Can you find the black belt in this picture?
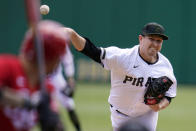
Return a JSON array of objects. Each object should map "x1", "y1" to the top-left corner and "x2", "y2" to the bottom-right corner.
[{"x1": 110, "y1": 104, "x2": 129, "y2": 117}]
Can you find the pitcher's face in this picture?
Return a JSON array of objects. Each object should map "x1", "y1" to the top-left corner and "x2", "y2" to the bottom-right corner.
[{"x1": 139, "y1": 35, "x2": 163, "y2": 57}]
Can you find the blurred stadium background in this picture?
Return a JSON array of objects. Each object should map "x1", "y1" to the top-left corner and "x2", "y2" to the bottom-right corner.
[{"x1": 0, "y1": 0, "x2": 196, "y2": 130}]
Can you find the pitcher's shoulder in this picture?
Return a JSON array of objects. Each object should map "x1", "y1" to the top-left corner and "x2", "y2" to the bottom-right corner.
[{"x1": 158, "y1": 53, "x2": 174, "y2": 69}]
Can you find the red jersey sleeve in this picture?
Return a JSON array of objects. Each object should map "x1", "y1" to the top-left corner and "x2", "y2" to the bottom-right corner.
[{"x1": 0, "y1": 57, "x2": 11, "y2": 88}]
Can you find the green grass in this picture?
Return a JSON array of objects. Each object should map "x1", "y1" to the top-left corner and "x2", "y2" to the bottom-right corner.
[
  {"x1": 33, "y1": 83, "x2": 196, "y2": 131},
  {"x1": 157, "y1": 86, "x2": 196, "y2": 131},
  {"x1": 62, "y1": 82, "x2": 111, "y2": 131}
]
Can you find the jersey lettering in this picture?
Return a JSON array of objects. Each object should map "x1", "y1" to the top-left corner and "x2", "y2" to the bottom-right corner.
[
  {"x1": 123, "y1": 75, "x2": 133, "y2": 83},
  {"x1": 123, "y1": 75, "x2": 155, "y2": 87},
  {"x1": 137, "y1": 77, "x2": 144, "y2": 86},
  {"x1": 4, "y1": 107, "x2": 36, "y2": 129},
  {"x1": 123, "y1": 75, "x2": 144, "y2": 87},
  {"x1": 132, "y1": 77, "x2": 137, "y2": 85},
  {"x1": 145, "y1": 77, "x2": 156, "y2": 87}
]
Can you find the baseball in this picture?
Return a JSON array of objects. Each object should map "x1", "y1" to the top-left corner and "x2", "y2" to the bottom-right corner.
[{"x1": 40, "y1": 5, "x2": 50, "y2": 15}]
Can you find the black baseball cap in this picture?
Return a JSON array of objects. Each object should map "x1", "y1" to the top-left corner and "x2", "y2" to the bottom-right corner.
[{"x1": 141, "y1": 22, "x2": 168, "y2": 40}]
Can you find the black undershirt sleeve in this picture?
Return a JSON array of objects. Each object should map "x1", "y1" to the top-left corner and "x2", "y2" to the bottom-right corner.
[
  {"x1": 80, "y1": 37, "x2": 102, "y2": 63},
  {"x1": 164, "y1": 96, "x2": 172, "y2": 103}
]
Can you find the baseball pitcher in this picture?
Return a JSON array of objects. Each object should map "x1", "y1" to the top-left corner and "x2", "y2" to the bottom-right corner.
[{"x1": 61, "y1": 22, "x2": 177, "y2": 131}]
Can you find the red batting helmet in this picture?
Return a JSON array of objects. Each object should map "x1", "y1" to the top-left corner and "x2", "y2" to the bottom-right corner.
[{"x1": 21, "y1": 20, "x2": 67, "y2": 63}]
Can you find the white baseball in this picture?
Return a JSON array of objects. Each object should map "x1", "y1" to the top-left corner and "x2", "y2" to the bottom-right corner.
[{"x1": 40, "y1": 5, "x2": 50, "y2": 15}]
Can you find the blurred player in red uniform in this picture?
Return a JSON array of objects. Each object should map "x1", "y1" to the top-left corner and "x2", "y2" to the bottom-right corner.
[
  {"x1": 0, "y1": 20, "x2": 67, "y2": 131},
  {"x1": 50, "y1": 46, "x2": 82, "y2": 131}
]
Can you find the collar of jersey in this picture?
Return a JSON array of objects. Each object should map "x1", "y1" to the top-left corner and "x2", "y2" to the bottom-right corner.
[{"x1": 138, "y1": 48, "x2": 159, "y2": 65}]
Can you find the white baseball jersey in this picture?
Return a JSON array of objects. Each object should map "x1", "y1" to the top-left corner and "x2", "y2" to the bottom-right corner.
[
  {"x1": 50, "y1": 46, "x2": 75, "y2": 109},
  {"x1": 57, "y1": 46, "x2": 75, "y2": 79},
  {"x1": 100, "y1": 45, "x2": 177, "y2": 117},
  {"x1": 51, "y1": 46, "x2": 75, "y2": 88}
]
